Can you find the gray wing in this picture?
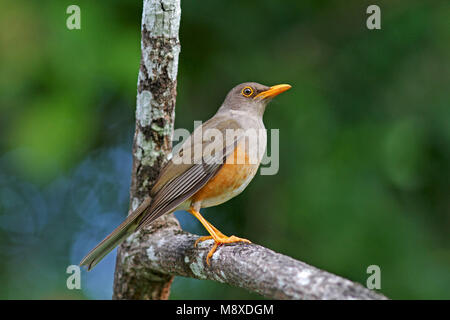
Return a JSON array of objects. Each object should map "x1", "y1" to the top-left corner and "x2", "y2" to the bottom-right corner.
[{"x1": 136, "y1": 117, "x2": 243, "y2": 230}]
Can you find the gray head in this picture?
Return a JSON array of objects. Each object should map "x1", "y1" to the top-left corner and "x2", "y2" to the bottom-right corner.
[{"x1": 217, "y1": 82, "x2": 291, "y2": 117}]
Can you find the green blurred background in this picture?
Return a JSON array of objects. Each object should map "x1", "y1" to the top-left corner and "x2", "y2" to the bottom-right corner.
[{"x1": 0, "y1": 0, "x2": 449, "y2": 299}]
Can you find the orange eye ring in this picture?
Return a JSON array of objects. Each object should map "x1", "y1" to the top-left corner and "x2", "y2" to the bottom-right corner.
[{"x1": 241, "y1": 86, "x2": 253, "y2": 97}]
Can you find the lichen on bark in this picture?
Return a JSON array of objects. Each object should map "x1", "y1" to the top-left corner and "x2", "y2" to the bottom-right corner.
[{"x1": 113, "y1": 0, "x2": 182, "y2": 300}]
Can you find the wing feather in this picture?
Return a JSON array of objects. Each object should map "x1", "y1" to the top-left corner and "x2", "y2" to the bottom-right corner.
[{"x1": 136, "y1": 118, "x2": 243, "y2": 229}]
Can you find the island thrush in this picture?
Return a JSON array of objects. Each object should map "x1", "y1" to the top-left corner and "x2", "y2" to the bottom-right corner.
[{"x1": 80, "y1": 82, "x2": 291, "y2": 269}]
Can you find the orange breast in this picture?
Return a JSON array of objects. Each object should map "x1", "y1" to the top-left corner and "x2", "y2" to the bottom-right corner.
[{"x1": 192, "y1": 144, "x2": 257, "y2": 203}]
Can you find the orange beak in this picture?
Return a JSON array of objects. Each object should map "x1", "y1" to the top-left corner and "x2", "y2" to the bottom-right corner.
[{"x1": 254, "y1": 84, "x2": 292, "y2": 100}]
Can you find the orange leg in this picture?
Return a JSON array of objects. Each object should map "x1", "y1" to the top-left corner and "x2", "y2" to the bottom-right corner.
[
  {"x1": 194, "y1": 221, "x2": 227, "y2": 245},
  {"x1": 188, "y1": 208, "x2": 251, "y2": 265}
]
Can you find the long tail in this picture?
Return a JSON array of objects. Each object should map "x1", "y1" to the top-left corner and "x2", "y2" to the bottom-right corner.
[{"x1": 79, "y1": 197, "x2": 152, "y2": 271}]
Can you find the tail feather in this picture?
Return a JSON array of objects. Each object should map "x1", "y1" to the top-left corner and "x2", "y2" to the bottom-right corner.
[{"x1": 79, "y1": 197, "x2": 152, "y2": 271}]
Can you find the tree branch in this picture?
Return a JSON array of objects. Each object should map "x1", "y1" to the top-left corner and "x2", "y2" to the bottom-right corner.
[
  {"x1": 113, "y1": 0, "x2": 181, "y2": 300},
  {"x1": 117, "y1": 223, "x2": 388, "y2": 300}
]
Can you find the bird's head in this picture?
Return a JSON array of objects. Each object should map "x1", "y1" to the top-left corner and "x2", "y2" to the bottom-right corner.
[{"x1": 218, "y1": 82, "x2": 291, "y2": 117}]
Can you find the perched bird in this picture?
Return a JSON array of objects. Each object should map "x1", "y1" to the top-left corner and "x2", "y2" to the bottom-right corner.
[{"x1": 80, "y1": 82, "x2": 291, "y2": 270}]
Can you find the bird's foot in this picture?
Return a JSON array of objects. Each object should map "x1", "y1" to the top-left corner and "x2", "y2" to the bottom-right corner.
[
  {"x1": 195, "y1": 234, "x2": 251, "y2": 265},
  {"x1": 194, "y1": 235, "x2": 214, "y2": 247}
]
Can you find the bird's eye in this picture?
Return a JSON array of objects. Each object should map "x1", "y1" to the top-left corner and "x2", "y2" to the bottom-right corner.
[{"x1": 241, "y1": 86, "x2": 253, "y2": 97}]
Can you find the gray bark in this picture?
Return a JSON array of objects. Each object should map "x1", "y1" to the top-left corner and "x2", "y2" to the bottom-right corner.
[
  {"x1": 118, "y1": 224, "x2": 387, "y2": 300},
  {"x1": 112, "y1": 0, "x2": 388, "y2": 300},
  {"x1": 113, "y1": 0, "x2": 181, "y2": 300}
]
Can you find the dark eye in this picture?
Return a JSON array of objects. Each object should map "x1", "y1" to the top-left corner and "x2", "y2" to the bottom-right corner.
[{"x1": 241, "y1": 86, "x2": 253, "y2": 97}]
